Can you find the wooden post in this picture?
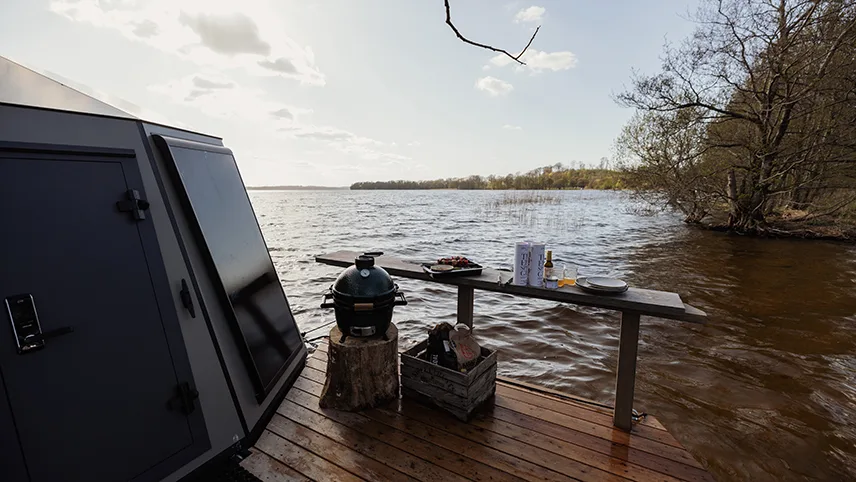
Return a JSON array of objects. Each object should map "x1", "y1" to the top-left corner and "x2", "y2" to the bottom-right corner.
[
  {"x1": 613, "y1": 311, "x2": 640, "y2": 431},
  {"x1": 457, "y1": 285, "x2": 474, "y2": 327}
]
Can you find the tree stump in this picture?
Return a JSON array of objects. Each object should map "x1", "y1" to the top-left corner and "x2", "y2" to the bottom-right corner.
[{"x1": 319, "y1": 323, "x2": 399, "y2": 411}]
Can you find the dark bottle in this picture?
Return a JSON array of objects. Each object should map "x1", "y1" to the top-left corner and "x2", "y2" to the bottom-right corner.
[{"x1": 544, "y1": 250, "x2": 555, "y2": 279}]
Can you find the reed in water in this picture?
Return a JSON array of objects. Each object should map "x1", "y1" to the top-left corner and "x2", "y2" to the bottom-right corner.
[{"x1": 487, "y1": 192, "x2": 564, "y2": 208}]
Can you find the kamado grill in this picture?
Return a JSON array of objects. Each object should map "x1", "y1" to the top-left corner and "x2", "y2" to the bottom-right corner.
[{"x1": 321, "y1": 255, "x2": 407, "y2": 341}]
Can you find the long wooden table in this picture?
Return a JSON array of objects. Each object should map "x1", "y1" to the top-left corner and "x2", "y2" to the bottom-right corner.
[{"x1": 316, "y1": 250, "x2": 708, "y2": 432}]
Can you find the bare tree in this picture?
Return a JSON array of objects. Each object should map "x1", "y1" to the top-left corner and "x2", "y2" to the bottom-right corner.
[
  {"x1": 617, "y1": 0, "x2": 856, "y2": 232},
  {"x1": 615, "y1": 107, "x2": 729, "y2": 223},
  {"x1": 443, "y1": 0, "x2": 540, "y2": 65}
]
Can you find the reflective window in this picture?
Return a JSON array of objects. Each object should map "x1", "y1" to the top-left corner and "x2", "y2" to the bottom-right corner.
[{"x1": 160, "y1": 139, "x2": 302, "y2": 400}]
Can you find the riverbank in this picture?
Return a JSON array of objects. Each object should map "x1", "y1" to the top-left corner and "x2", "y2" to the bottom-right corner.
[
  {"x1": 247, "y1": 185, "x2": 348, "y2": 191},
  {"x1": 700, "y1": 211, "x2": 856, "y2": 242},
  {"x1": 350, "y1": 165, "x2": 624, "y2": 190}
]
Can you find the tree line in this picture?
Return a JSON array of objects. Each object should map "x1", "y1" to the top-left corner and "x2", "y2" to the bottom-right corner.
[
  {"x1": 616, "y1": 0, "x2": 856, "y2": 234},
  {"x1": 350, "y1": 164, "x2": 625, "y2": 190}
]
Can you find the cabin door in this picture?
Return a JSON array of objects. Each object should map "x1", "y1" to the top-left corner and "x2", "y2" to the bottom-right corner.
[{"x1": 0, "y1": 146, "x2": 208, "y2": 482}]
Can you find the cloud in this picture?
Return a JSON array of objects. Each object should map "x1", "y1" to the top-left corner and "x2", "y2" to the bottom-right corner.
[
  {"x1": 475, "y1": 76, "x2": 514, "y2": 96},
  {"x1": 192, "y1": 75, "x2": 235, "y2": 90},
  {"x1": 178, "y1": 11, "x2": 270, "y2": 56},
  {"x1": 150, "y1": 73, "x2": 403, "y2": 163},
  {"x1": 258, "y1": 58, "x2": 298, "y2": 74},
  {"x1": 488, "y1": 49, "x2": 577, "y2": 73},
  {"x1": 149, "y1": 73, "x2": 310, "y2": 123},
  {"x1": 282, "y1": 125, "x2": 408, "y2": 162},
  {"x1": 520, "y1": 50, "x2": 578, "y2": 71},
  {"x1": 515, "y1": 6, "x2": 545, "y2": 23},
  {"x1": 293, "y1": 129, "x2": 354, "y2": 142},
  {"x1": 502, "y1": 124, "x2": 523, "y2": 130},
  {"x1": 49, "y1": 0, "x2": 325, "y2": 85},
  {"x1": 131, "y1": 19, "x2": 159, "y2": 38},
  {"x1": 270, "y1": 108, "x2": 294, "y2": 120}
]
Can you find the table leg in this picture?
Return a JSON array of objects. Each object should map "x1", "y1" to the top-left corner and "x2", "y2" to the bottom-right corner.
[
  {"x1": 614, "y1": 311, "x2": 640, "y2": 431},
  {"x1": 457, "y1": 286, "x2": 474, "y2": 327}
]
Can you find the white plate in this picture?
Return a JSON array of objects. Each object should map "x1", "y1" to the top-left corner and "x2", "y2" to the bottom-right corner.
[
  {"x1": 586, "y1": 276, "x2": 628, "y2": 290},
  {"x1": 576, "y1": 277, "x2": 628, "y2": 294}
]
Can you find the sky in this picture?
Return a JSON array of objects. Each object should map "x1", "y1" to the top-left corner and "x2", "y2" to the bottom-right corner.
[{"x1": 0, "y1": 0, "x2": 701, "y2": 186}]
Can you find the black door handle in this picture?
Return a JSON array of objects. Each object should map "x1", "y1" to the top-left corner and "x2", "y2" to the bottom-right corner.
[
  {"x1": 27, "y1": 326, "x2": 74, "y2": 346},
  {"x1": 180, "y1": 279, "x2": 196, "y2": 318}
]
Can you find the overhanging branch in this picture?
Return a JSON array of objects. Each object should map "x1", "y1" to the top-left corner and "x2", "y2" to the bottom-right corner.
[{"x1": 444, "y1": 0, "x2": 540, "y2": 65}]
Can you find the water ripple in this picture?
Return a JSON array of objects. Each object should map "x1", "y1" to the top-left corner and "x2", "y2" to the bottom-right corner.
[{"x1": 251, "y1": 190, "x2": 856, "y2": 482}]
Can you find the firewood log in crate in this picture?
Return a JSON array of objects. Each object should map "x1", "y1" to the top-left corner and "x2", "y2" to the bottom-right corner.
[{"x1": 400, "y1": 339, "x2": 497, "y2": 421}]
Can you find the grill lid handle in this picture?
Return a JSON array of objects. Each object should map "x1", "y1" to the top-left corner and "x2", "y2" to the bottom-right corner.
[{"x1": 355, "y1": 256, "x2": 375, "y2": 269}]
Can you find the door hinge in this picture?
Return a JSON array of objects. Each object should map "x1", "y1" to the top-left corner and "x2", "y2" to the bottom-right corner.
[
  {"x1": 168, "y1": 382, "x2": 199, "y2": 415},
  {"x1": 179, "y1": 279, "x2": 196, "y2": 318},
  {"x1": 116, "y1": 189, "x2": 150, "y2": 221}
]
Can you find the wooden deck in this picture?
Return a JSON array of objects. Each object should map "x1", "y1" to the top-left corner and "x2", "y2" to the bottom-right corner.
[{"x1": 242, "y1": 344, "x2": 714, "y2": 482}]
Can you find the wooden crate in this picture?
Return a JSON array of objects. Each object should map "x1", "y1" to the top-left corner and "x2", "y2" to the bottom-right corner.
[{"x1": 400, "y1": 340, "x2": 497, "y2": 421}]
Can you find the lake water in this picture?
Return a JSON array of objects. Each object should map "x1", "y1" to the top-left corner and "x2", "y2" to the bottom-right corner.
[{"x1": 251, "y1": 189, "x2": 856, "y2": 482}]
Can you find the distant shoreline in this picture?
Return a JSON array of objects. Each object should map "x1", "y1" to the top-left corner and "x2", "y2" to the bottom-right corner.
[
  {"x1": 247, "y1": 186, "x2": 621, "y2": 191},
  {"x1": 350, "y1": 166, "x2": 623, "y2": 190},
  {"x1": 346, "y1": 187, "x2": 609, "y2": 191},
  {"x1": 247, "y1": 185, "x2": 348, "y2": 191}
]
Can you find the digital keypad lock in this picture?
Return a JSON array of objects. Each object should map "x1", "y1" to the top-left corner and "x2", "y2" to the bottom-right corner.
[{"x1": 5, "y1": 294, "x2": 45, "y2": 353}]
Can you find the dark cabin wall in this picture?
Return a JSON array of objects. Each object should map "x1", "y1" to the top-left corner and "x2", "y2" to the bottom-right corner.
[
  {"x1": 0, "y1": 104, "x2": 244, "y2": 480},
  {"x1": 141, "y1": 124, "x2": 308, "y2": 443}
]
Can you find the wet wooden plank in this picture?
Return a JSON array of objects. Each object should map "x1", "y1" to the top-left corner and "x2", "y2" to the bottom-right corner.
[
  {"x1": 492, "y1": 395, "x2": 701, "y2": 468},
  {"x1": 467, "y1": 411, "x2": 715, "y2": 482},
  {"x1": 241, "y1": 451, "x2": 311, "y2": 482},
  {"x1": 252, "y1": 349, "x2": 713, "y2": 482},
  {"x1": 486, "y1": 405, "x2": 709, "y2": 474},
  {"x1": 277, "y1": 397, "x2": 469, "y2": 482},
  {"x1": 297, "y1": 370, "x2": 650, "y2": 482},
  {"x1": 314, "y1": 347, "x2": 674, "y2": 446},
  {"x1": 282, "y1": 387, "x2": 517, "y2": 482},
  {"x1": 300, "y1": 365, "x2": 326, "y2": 384},
  {"x1": 496, "y1": 379, "x2": 670, "y2": 432},
  {"x1": 497, "y1": 377, "x2": 615, "y2": 414},
  {"x1": 266, "y1": 415, "x2": 417, "y2": 482},
  {"x1": 463, "y1": 412, "x2": 686, "y2": 482},
  {"x1": 312, "y1": 346, "x2": 687, "y2": 459},
  {"x1": 254, "y1": 430, "x2": 363, "y2": 482},
  {"x1": 316, "y1": 250, "x2": 705, "y2": 323},
  {"x1": 290, "y1": 379, "x2": 571, "y2": 481},
  {"x1": 301, "y1": 368, "x2": 326, "y2": 384},
  {"x1": 305, "y1": 356, "x2": 327, "y2": 372},
  {"x1": 373, "y1": 398, "x2": 620, "y2": 482},
  {"x1": 317, "y1": 350, "x2": 695, "y2": 473}
]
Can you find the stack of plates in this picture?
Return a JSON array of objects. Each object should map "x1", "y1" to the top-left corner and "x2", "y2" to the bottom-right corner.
[{"x1": 576, "y1": 276, "x2": 628, "y2": 294}]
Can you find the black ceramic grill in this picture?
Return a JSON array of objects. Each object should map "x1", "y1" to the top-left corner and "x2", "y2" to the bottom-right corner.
[{"x1": 321, "y1": 256, "x2": 407, "y2": 340}]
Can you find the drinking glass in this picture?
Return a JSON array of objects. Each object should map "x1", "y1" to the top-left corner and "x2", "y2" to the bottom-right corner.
[{"x1": 559, "y1": 264, "x2": 577, "y2": 287}]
